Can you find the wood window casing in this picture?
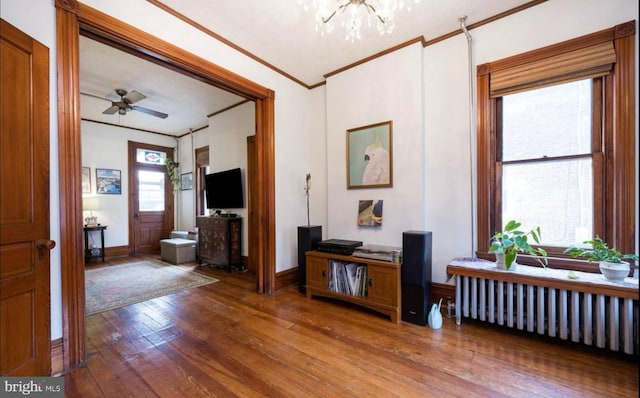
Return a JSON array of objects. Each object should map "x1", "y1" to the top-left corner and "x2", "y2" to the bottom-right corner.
[{"x1": 476, "y1": 21, "x2": 636, "y2": 271}]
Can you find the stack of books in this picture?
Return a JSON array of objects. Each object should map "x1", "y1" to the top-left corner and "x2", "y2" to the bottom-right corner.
[
  {"x1": 352, "y1": 244, "x2": 402, "y2": 263},
  {"x1": 328, "y1": 260, "x2": 368, "y2": 297}
]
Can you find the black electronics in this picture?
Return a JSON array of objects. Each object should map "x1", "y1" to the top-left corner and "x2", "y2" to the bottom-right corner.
[
  {"x1": 401, "y1": 231, "x2": 432, "y2": 326},
  {"x1": 317, "y1": 239, "x2": 363, "y2": 255},
  {"x1": 297, "y1": 225, "x2": 322, "y2": 294},
  {"x1": 205, "y1": 168, "x2": 244, "y2": 209}
]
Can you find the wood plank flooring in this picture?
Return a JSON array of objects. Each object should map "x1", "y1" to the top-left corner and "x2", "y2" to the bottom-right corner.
[{"x1": 65, "y1": 256, "x2": 639, "y2": 397}]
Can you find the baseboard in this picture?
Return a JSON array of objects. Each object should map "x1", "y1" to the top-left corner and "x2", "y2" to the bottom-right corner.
[
  {"x1": 431, "y1": 282, "x2": 455, "y2": 306},
  {"x1": 104, "y1": 245, "x2": 129, "y2": 258},
  {"x1": 51, "y1": 337, "x2": 64, "y2": 376},
  {"x1": 275, "y1": 267, "x2": 298, "y2": 291}
]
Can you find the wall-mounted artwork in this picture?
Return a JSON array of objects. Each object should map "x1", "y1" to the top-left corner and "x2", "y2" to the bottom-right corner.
[
  {"x1": 181, "y1": 172, "x2": 193, "y2": 190},
  {"x1": 82, "y1": 167, "x2": 91, "y2": 193},
  {"x1": 96, "y1": 168, "x2": 121, "y2": 194},
  {"x1": 347, "y1": 121, "x2": 393, "y2": 189},
  {"x1": 358, "y1": 200, "x2": 383, "y2": 227}
]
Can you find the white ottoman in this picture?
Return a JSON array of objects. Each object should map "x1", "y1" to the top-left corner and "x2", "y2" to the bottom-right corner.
[
  {"x1": 170, "y1": 230, "x2": 189, "y2": 239},
  {"x1": 160, "y1": 238, "x2": 196, "y2": 264}
]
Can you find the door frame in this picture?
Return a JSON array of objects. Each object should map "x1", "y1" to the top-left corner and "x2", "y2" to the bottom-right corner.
[
  {"x1": 55, "y1": 0, "x2": 276, "y2": 372},
  {"x1": 128, "y1": 141, "x2": 175, "y2": 255}
]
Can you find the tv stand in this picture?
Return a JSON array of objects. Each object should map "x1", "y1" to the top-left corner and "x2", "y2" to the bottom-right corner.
[
  {"x1": 196, "y1": 216, "x2": 242, "y2": 272},
  {"x1": 305, "y1": 250, "x2": 400, "y2": 323}
]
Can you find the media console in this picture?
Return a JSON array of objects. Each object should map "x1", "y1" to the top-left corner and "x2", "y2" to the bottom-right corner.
[{"x1": 305, "y1": 250, "x2": 401, "y2": 323}]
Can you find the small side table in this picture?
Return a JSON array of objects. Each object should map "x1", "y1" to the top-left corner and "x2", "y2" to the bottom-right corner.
[{"x1": 84, "y1": 225, "x2": 107, "y2": 262}]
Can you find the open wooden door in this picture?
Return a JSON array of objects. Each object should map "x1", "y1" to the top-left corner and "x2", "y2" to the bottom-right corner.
[
  {"x1": 246, "y1": 135, "x2": 258, "y2": 273},
  {"x1": 0, "y1": 19, "x2": 54, "y2": 376}
]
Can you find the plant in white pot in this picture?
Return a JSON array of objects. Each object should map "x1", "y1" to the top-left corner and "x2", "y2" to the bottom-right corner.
[
  {"x1": 488, "y1": 220, "x2": 548, "y2": 271},
  {"x1": 564, "y1": 236, "x2": 638, "y2": 282}
]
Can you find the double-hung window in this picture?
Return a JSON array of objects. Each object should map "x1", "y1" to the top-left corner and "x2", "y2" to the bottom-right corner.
[{"x1": 476, "y1": 21, "x2": 636, "y2": 270}]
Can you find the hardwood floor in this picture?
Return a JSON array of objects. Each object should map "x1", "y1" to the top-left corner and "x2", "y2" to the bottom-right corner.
[{"x1": 66, "y1": 256, "x2": 638, "y2": 397}]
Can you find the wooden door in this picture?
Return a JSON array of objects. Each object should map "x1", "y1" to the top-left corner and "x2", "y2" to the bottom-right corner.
[
  {"x1": 128, "y1": 142, "x2": 174, "y2": 254},
  {"x1": 246, "y1": 135, "x2": 258, "y2": 273},
  {"x1": 0, "y1": 19, "x2": 53, "y2": 376}
]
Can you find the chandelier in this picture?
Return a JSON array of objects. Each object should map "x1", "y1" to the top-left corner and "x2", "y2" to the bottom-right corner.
[{"x1": 298, "y1": 0, "x2": 420, "y2": 41}]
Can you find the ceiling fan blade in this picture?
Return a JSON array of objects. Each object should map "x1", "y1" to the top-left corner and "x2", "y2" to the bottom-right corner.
[
  {"x1": 102, "y1": 105, "x2": 119, "y2": 115},
  {"x1": 81, "y1": 92, "x2": 110, "y2": 102},
  {"x1": 133, "y1": 105, "x2": 168, "y2": 119},
  {"x1": 124, "y1": 90, "x2": 146, "y2": 104}
]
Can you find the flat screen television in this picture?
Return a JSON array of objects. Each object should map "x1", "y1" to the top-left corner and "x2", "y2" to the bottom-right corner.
[{"x1": 205, "y1": 168, "x2": 244, "y2": 209}]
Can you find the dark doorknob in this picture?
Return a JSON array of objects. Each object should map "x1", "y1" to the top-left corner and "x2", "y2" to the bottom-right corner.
[{"x1": 36, "y1": 239, "x2": 56, "y2": 258}]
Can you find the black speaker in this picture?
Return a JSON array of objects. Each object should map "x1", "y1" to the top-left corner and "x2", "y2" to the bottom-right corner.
[
  {"x1": 298, "y1": 225, "x2": 322, "y2": 294},
  {"x1": 401, "y1": 230, "x2": 432, "y2": 325}
]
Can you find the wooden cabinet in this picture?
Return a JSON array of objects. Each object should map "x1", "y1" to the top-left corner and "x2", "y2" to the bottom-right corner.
[
  {"x1": 305, "y1": 250, "x2": 401, "y2": 323},
  {"x1": 196, "y1": 216, "x2": 242, "y2": 272}
]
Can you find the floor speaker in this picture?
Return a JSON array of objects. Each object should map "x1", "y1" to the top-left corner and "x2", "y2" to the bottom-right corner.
[
  {"x1": 401, "y1": 230, "x2": 432, "y2": 325},
  {"x1": 298, "y1": 225, "x2": 322, "y2": 294}
]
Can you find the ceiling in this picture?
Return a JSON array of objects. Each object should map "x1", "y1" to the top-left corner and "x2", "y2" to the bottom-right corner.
[{"x1": 80, "y1": 0, "x2": 535, "y2": 136}]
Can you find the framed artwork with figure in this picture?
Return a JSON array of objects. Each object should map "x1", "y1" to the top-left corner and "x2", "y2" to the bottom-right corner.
[{"x1": 347, "y1": 120, "x2": 393, "y2": 189}]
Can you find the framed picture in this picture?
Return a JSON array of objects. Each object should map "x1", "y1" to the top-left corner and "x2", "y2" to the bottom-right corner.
[
  {"x1": 81, "y1": 167, "x2": 91, "y2": 194},
  {"x1": 357, "y1": 199, "x2": 383, "y2": 227},
  {"x1": 96, "y1": 168, "x2": 121, "y2": 194},
  {"x1": 181, "y1": 172, "x2": 193, "y2": 190},
  {"x1": 347, "y1": 120, "x2": 393, "y2": 189}
]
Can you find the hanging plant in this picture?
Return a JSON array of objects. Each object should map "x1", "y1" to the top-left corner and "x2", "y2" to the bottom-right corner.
[{"x1": 165, "y1": 158, "x2": 180, "y2": 193}]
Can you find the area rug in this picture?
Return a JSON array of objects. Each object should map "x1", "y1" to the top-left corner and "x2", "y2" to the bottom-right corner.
[{"x1": 85, "y1": 260, "x2": 218, "y2": 315}]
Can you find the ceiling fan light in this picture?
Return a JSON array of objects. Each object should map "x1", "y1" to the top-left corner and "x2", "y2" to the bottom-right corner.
[{"x1": 118, "y1": 108, "x2": 126, "y2": 115}]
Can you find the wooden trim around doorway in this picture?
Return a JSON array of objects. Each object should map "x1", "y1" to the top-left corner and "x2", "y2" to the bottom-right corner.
[{"x1": 55, "y1": 0, "x2": 276, "y2": 373}]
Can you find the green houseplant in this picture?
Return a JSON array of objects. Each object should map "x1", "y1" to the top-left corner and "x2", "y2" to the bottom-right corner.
[
  {"x1": 164, "y1": 158, "x2": 180, "y2": 193},
  {"x1": 564, "y1": 236, "x2": 638, "y2": 281},
  {"x1": 488, "y1": 220, "x2": 548, "y2": 270}
]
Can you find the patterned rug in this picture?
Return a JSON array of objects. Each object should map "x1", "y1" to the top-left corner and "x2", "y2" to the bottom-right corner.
[{"x1": 85, "y1": 260, "x2": 218, "y2": 315}]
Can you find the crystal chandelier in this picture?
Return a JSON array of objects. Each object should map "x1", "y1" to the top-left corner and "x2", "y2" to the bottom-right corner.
[{"x1": 299, "y1": 0, "x2": 420, "y2": 42}]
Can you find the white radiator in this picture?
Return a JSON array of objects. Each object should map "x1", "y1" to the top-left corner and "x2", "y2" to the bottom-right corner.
[{"x1": 448, "y1": 259, "x2": 639, "y2": 356}]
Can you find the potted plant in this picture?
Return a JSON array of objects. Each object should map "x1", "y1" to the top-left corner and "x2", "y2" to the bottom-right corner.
[
  {"x1": 164, "y1": 158, "x2": 180, "y2": 193},
  {"x1": 488, "y1": 220, "x2": 548, "y2": 270},
  {"x1": 564, "y1": 236, "x2": 638, "y2": 281}
]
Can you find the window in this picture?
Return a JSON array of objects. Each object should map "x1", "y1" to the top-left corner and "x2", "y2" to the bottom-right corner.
[
  {"x1": 476, "y1": 21, "x2": 636, "y2": 270},
  {"x1": 137, "y1": 170, "x2": 165, "y2": 211},
  {"x1": 501, "y1": 80, "x2": 596, "y2": 248}
]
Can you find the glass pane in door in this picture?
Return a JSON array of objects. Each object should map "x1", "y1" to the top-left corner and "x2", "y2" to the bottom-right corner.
[{"x1": 138, "y1": 170, "x2": 165, "y2": 211}]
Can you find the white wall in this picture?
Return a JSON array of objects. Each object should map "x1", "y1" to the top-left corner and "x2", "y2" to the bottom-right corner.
[
  {"x1": 326, "y1": 43, "x2": 425, "y2": 248},
  {"x1": 177, "y1": 128, "x2": 210, "y2": 230},
  {"x1": 421, "y1": 0, "x2": 638, "y2": 284},
  {"x1": 81, "y1": 121, "x2": 177, "y2": 247},
  {"x1": 207, "y1": 102, "x2": 255, "y2": 256}
]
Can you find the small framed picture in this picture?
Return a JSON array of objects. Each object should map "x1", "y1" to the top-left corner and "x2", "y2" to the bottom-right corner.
[
  {"x1": 96, "y1": 168, "x2": 121, "y2": 194},
  {"x1": 82, "y1": 167, "x2": 91, "y2": 193},
  {"x1": 357, "y1": 200, "x2": 383, "y2": 227},
  {"x1": 181, "y1": 172, "x2": 193, "y2": 190},
  {"x1": 347, "y1": 121, "x2": 393, "y2": 189}
]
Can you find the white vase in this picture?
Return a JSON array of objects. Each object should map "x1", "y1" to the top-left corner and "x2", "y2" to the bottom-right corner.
[
  {"x1": 599, "y1": 261, "x2": 630, "y2": 282},
  {"x1": 495, "y1": 252, "x2": 517, "y2": 271}
]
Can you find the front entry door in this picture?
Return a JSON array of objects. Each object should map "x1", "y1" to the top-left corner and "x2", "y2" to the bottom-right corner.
[
  {"x1": 128, "y1": 142, "x2": 174, "y2": 254},
  {"x1": 0, "y1": 20, "x2": 54, "y2": 376}
]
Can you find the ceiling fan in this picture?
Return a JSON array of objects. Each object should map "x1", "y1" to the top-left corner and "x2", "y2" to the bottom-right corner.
[{"x1": 87, "y1": 88, "x2": 168, "y2": 119}]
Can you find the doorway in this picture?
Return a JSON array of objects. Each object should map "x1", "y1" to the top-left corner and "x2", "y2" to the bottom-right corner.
[
  {"x1": 56, "y1": 2, "x2": 275, "y2": 372},
  {"x1": 128, "y1": 142, "x2": 175, "y2": 255}
]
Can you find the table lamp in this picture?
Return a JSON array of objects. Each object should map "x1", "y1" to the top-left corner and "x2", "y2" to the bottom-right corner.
[{"x1": 83, "y1": 196, "x2": 99, "y2": 226}]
